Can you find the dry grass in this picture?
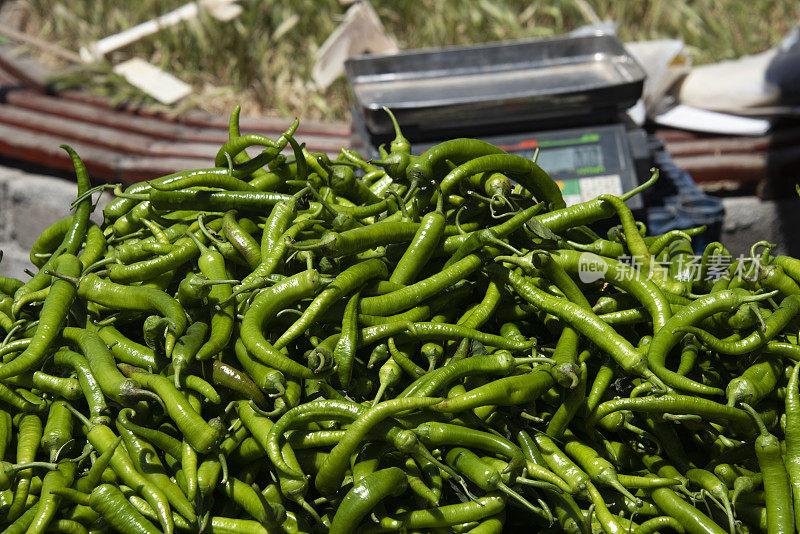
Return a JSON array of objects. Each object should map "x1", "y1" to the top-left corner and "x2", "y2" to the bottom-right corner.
[{"x1": 4, "y1": 0, "x2": 799, "y2": 121}]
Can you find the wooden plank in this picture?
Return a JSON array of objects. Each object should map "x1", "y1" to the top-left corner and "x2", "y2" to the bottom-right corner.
[
  {"x1": 673, "y1": 153, "x2": 767, "y2": 183},
  {"x1": 655, "y1": 128, "x2": 707, "y2": 142},
  {"x1": 0, "y1": 45, "x2": 50, "y2": 92},
  {"x1": 0, "y1": 122, "x2": 120, "y2": 180},
  {"x1": 662, "y1": 128, "x2": 800, "y2": 156},
  {"x1": 665, "y1": 136, "x2": 770, "y2": 156},
  {"x1": 180, "y1": 109, "x2": 351, "y2": 137},
  {"x1": 675, "y1": 144, "x2": 800, "y2": 180},
  {"x1": 116, "y1": 155, "x2": 213, "y2": 183},
  {"x1": 57, "y1": 89, "x2": 352, "y2": 140},
  {"x1": 0, "y1": 103, "x2": 154, "y2": 154},
  {"x1": 148, "y1": 140, "x2": 217, "y2": 160},
  {"x1": 0, "y1": 65, "x2": 21, "y2": 86},
  {"x1": 59, "y1": 89, "x2": 168, "y2": 118},
  {"x1": 0, "y1": 122, "x2": 214, "y2": 183},
  {"x1": 696, "y1": 179, "x2": 758, "y2": 195},
  {"x1": 4, "y1": 89, "x2": 351, "y2": 153},
  {"x1": 4, "y1": 89, "x2": 201, "y2": 140},
  {"x1": 0, "y1": 94, "x2": 346, "y2": 166}
]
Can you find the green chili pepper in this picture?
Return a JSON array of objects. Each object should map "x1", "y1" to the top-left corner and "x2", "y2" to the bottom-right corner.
[{"x1": 328, "y1": 467, "x2": 408, "y2": 534}]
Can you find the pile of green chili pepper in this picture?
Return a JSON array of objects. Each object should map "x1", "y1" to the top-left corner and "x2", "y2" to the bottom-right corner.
[{"x1": 0, "y1": 104, "x2": 798, "y2": 534}]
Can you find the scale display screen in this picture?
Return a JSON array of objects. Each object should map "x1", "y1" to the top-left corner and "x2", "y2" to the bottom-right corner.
[
  {"x1": 500, "y1": 133, "x2": 606, "y2": 177},
  {"x1": 397, "y1": 123, "x2": 646, "y2": 210},
  {"x1": 537, "y1": 143, "x2": 604, "y2": 175}
]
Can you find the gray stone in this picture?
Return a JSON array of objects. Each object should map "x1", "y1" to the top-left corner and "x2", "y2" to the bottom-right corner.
[
  {"x1": 720, "y1": 196, "x2": 800, "y2": 258},
  {"x1": 6, "y1": 170, "x2": 78, "y2": 251},
  {"x1": 0, "y1": 241, "x2": 35, "y2": 281},
  {"x1": 0, "y1": 166, "x2": 111, "y2": 280}
]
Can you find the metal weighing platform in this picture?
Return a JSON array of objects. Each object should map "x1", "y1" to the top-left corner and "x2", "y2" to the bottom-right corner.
[{"x1": 345, "y1": 33, "x2": 724, "y2": 244}]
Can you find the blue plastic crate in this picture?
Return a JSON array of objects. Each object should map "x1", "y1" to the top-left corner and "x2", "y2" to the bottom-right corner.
[{"x1": 643, "y1": 140, "x2": 725, "y2": 253}]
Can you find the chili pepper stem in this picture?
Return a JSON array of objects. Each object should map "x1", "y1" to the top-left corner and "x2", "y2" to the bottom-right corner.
[
  {"x1": 624, "y1": 169, "x2": 659, "y2": 200},
  {"x1": 41, "y1": 270, "x2": 79, "y2": 286}
]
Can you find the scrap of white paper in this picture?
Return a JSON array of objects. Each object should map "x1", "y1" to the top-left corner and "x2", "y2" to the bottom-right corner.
[
  {"x1": 113, "y1": 58, "x2": 192, "y2": 105},
  {"x1": 311, "y1": 1, "x2": 398, "y2": 89},
  {"x1": 654, "y1": 104, "x2": 771, "y2": 136}
]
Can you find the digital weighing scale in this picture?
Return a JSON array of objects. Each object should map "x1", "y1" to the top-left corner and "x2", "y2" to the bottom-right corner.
[{"x1": 345, "y1": 33, "x2": 705, "y2": 220}]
